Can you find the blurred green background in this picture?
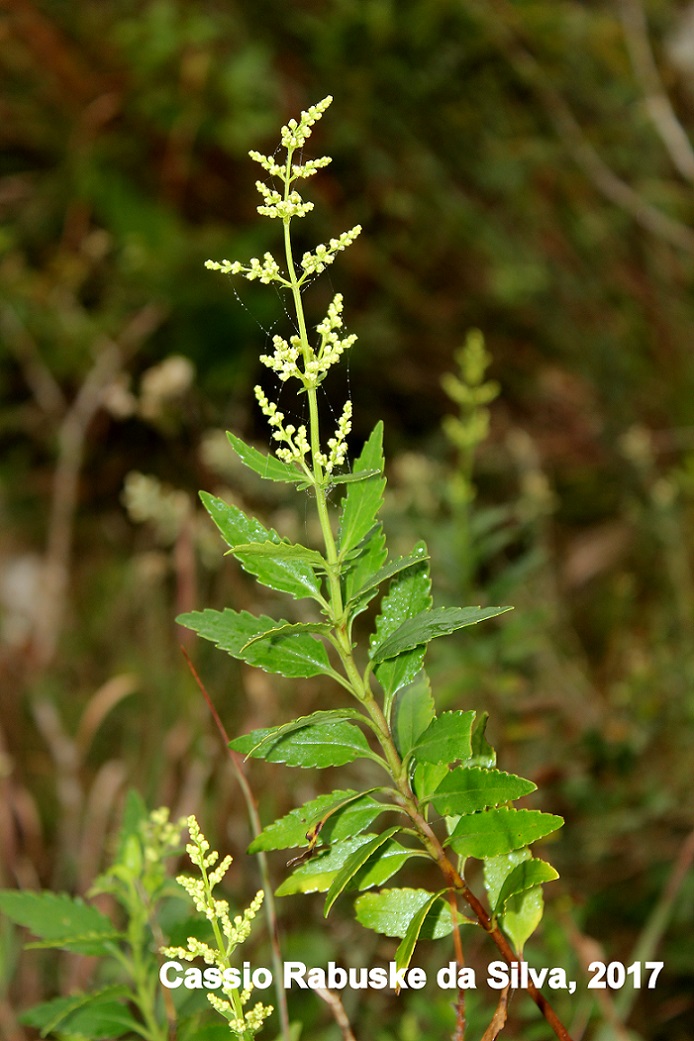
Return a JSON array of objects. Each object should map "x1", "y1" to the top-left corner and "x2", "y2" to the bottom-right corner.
[{"x1": 1, "y1": 1, "x2": 693, "y2": 1039}]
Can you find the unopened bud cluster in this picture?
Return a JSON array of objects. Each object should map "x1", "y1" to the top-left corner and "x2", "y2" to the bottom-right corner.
[{"x1": 254, "y1": 386, "x2": 311, "y2": 471}]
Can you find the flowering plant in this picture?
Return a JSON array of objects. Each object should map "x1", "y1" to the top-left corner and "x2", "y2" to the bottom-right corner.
[{"x1": 183, "y1": 97, "x2": 572, "y2": 1040}]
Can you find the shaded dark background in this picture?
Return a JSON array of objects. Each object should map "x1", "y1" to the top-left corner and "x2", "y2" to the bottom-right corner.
[{"x1": 1, "y1": 1, "x2": 693, "y2": 1039}]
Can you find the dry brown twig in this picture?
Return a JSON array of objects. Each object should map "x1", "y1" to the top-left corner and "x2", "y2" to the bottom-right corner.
[
  {"x1": 314, "y1": 988, "x2": 358, "y2": 1041},
  {"x1": 2, "y1": 300, "x2": 166, "y2": 669},
  {"x1": 469, "y1": 0, "x2": 694, "y2": 254},
  {"x1": 480, "y1": 985, "x2": 511, "y2": 1041},
  {"x1": 618, "y1": 0, "x2": 694, "y2": 184}
]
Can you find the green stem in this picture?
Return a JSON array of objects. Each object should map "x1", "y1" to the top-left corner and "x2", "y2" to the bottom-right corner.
[{"x1": 282, "y1": 164, "x2": 344, "y2": 619}]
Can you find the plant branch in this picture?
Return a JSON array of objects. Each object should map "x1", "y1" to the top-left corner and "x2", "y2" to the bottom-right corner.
[
  {"x1": 446, "y1": 890, "x2": 467, "y2": 1041},
  {"x1": 480, "y1": 986, "x2": 510, "y2": 1041},
  {"x1": 618, "y1": 0, "x2": 694, "y2": 183},
  {"x1": 314, "y1": 987, "x2": 359, "y2": 1041},
  {"x1": 469, "y1": 0, "x2": 694, "y2": 253},
  {"x1": 393, "y1": 784, "x2": 574, "y2": 1041}
]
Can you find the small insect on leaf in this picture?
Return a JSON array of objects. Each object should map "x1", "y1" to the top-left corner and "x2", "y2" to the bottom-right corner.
[{"x1": 287, "y1": 820, "x2": 325, "y2": 867}]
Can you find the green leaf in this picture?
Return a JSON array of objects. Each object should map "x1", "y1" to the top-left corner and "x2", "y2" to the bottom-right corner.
[
  {"x1": 484, "y1": 849, "x2": 548, "y2": 953},
  {"x1": 324, "y1": 828, "x2": 399, "y2": 915},
  {"x1": 240, "y1": 709, "x2": 369, "y2": 761},
  {"x1": 329, "y1": 468, "x2": 380, "y2": 485},
  {"x1": 349, "y1": 841, "x2": 417, "y2": 892},
  {"x1": 276, "y1": 836, "x2": 375, "y2": 895},
  {"x1": 343, "y1": 525, "x2": 388, "y2": 611},
  {"x1": 277, "y1": 836, "x2": 416, "y2": 899},
  {"x1": 413, "y1": 761, "x2": 449, "y2": 804},
  {"x1": 495, "y1": 859, "x2": 559, "y2": 915},
  {"x1": 114, "y1": 789, "x2": 148, "y2": 863},
  {"x1": 394, "y1": 891, "x2": 444, "y2": 975},
  {"x1": 447, "y1": 808, "x2": 564, "y2": 859},
  {"x1": 428, "y1": 767, "x2": 536, "y2": 816},
  {"x1": 338, "y1": 423, "x2": 386, "y2": 557},
  {"x1": 178, "y1": 609, "x2": 336, "y2": 679},
  {"x1": 371, "y1": 545, "x2": 432, "y2": 700},
  {"x1": 484, "y1": 847, "x2": 532, "y2": 910},
  {"x1": 502, "y1": 887, "x2": 545, "y2": 955},
  {"x1": 412, "y1": 710, "x2": 475, "y2": 765},
  {"x1": 470, "y1": 711, "x2": 497, "y2": 768},
  {"x1": 241, "y1": 620, "x2": 333, "y2": 651},
  {"x1": 19, "y1": 988, "x2": 133, "y2": 1036},
  {"x1": 392, "y1": 673, "x2": 435, "y2": 758},
  {"x1": 201, "y1": 492, "x2": 324, "y2": 600},
  {"x1": 371, "y1": 605, "x2": 512, "y2": 663},
  {"x1": 0, "y1": 892, "x2": 119, "y2": 957},
  {"x1": 354, "y1": 888, "x2": 454, "y2": 940},
  {"x1": 348, "y1": 547, "x2": 430, "y2": 606},
  {"x1": 227, "y1": 431, "x2": 308, "y2": 485},
  {"x1": 249, "y1": 790, "x2": 387, "y2": 852},
  {"x1": 229, "y1": 720, "x2": 377, "y2": 769}
]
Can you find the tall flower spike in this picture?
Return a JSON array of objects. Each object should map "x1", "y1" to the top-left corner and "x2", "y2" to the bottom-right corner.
[{"x1": 205, "y1": 97, "x2": 359, "y2": 475}]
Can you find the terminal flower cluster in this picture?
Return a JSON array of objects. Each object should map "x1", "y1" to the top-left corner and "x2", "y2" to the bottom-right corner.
[
  {"x1": 279, "y1": 94, "x2": 333, "y2": 150},
  {"x1": 162, "y1": 817, "x2": 271, "y2": 1039},
  {"x1": 205, "y1": 95, "x2": 361, "y2": 480}
]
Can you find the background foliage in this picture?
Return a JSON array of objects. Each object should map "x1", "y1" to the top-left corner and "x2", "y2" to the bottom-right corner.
[{"x1": 1, "y1": 1, "x2": 694, "y2": 1039}]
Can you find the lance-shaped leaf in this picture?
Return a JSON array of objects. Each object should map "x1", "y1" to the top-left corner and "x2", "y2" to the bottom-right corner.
[
  {"x1": 354, "y1": 887, "x2": 455, "y2": 940},
  {"x1": 392, "y1": 673, "x2": 435, "y2": 758},
  {"x1": 241, "y1": 620, "x2": 333, "y2": 654},
  {"x1": 0, "y1": 892, "x2": 120, "y2": 957},
  {"x1": 227, "y1": 431, "x2": 309, "y2": 485},
  {"x1": 329, "y1": 469, "x2": 381, "y2": 486},
  {"x1": 276, "y1": 836, "x2": 374, "y2": 896},
  {"x1": 349, "y1": 840, "x2": 418, "y2": 893},
  {"x1": 371, "y1": 545, "x2": 432, "y2": 700},
  {"x1": 237, "y1": 708, "x2": 370, "y2": 759},
  {"x1": 229, "y1": 719, "x2": 379, "y2": 769},
  {"x1": 201, "y1": 492, "x2": 325, "y2": 600},
  {"x1": 428, "y1": 767, "x2": 536, "y2": 816},
  {"x1": 20, "y1": 988, "x2": 135, "y2": 1037},
  {"x1": 324, "y1": 827, "x2": 400, "y2": 915},
  {"x1": 178, "y1": 608, "x2": 336, "y2": 679},
  {"x1": 394, "y1": 890, "x2": 453, "y2": 976},
  {"x1": 371, "y1": 605, "x2": 512, "y2": 663},
  {"x1": 343, "y1": 525, "x2": 387, "y2": 611},
  {"x1": 278, "y1": 837, "x2": 416, "y2": 899},
  {"x1": 249, "y1": 789, "x2": 388, "y2": 853},
  {"x1": 447, "y1": 807, "x2": 564, "y2": 859},
  {"x1": 412, "y1": 710, "x2": 475, "y2": 765},
  {"x1": 348, "y1": 547, "x2": 430, "y2": 607},
  {"x1": 338, "y1": 423, "x2": 386, "y2": 557}
]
